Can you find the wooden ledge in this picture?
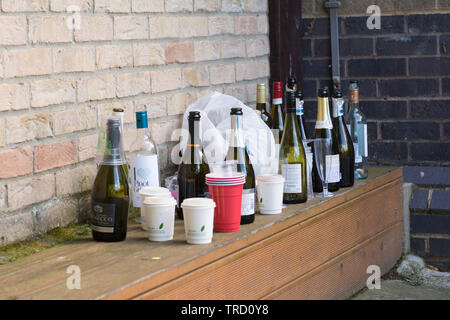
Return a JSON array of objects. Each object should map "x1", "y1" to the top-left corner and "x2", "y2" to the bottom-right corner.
[{"x1": 0, "y1": 167, "x2": 403, "y2": 300}]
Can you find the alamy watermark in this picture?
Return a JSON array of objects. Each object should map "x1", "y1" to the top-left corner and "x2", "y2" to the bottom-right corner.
[
  {"x1": 366, "y1": 265, "x2": 381, "y2": 289},
  {"x1": 367, "y1": 5, "x2": 381, "y2": 30},
  {"x1": 66, "y1": 265, "x2": 81, "y2": 290}
]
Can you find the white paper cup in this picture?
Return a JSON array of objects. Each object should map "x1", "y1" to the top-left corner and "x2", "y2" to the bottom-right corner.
[
  {"x1": 181, "y1": 198, "x2": 216, "y2": 244},
  {"x1": 139, "y1": 187, "x2": 172, "y2": 231},
  {"x1": 256, "y1": 174, "x2": 285, "y2": 214},
  {"x1": 142, "y1": 197, "x2": 176, "y2": 241}
]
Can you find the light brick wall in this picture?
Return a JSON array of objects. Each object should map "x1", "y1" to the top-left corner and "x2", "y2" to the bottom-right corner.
[{"x1": 0, "y1": 0, "x2": 270, "y2": 245}]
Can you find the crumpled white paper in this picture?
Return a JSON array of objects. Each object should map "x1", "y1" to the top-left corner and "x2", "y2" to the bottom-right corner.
[{"x1": 176, "y1": 92, "x2": 277, "y2": 177}]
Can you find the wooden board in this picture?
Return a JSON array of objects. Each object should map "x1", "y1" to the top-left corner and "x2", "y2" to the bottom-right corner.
[{"x1": 0, "y1": 168, "x2": 403, "y2": 300}]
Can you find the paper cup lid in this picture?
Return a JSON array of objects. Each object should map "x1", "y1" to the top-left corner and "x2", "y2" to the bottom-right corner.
[
  {"x1": 181, "y1": 197, "x2": 216, "y2": 208},
  {"x1": 143, "y1": 197, "x2": 176, "y2": 206},
  {"x1": 256, "y1": 174, "x2": 285, "y2": 183},
  {"x1": 139, "y1": 186, "x2": 171, "y2": 196}
]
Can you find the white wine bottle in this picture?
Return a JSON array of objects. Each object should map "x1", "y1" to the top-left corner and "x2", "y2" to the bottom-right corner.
[
  {"x1": 91, "y1": 117, "x2": 130, "y2": 242},
  {"x1": 129, "y1": 105, "x2": 160, "y2": 224},
  {"x1": 279, "y1": 90, "x2": 307, "y2": 204}
]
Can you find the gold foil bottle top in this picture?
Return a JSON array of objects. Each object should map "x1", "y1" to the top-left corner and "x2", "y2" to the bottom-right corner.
[
  {"x1": 315, "y1": 96, "x2": 333, "y2": 129},
  {"x1": 257, "y1": 83, "x2": 266, "y2": 104}
]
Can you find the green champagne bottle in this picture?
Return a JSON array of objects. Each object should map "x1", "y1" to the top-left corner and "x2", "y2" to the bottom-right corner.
[
  {"x1": 177, "y1": 111, "x2": 210, "y2": 219},
  {"x1": 312, "y1": 87, "x2": 340, "y2": 193},
  {"x1": 256, "y1": 83, "x2": 273, "y2": 128},
  {"x1": 332, "y1": 89, "x2": 355, "y2": 187},
  {"x1": 279, "y1": 91, "x2": 307, "y2": 204},
  {"x1": 91, "y1": 117, "x2": 130, "y2": 242},
  {"x1": 225, "y1": 108, "x2": 256, "y2": 224}
]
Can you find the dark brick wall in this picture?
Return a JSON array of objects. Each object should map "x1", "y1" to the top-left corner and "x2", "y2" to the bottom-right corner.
[
  {"x1": 300, "y1": 13, "x2": 450, "y2": 270},
  {"x1": 300, "y1": 13, "x2": 450, "y2": 166},
  {"x1": 404, "y1": 166, "x2": 450, "y2": 271}
]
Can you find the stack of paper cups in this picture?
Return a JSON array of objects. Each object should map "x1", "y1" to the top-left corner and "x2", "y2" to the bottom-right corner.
[{"x1": 139, "y1": 187, "x2": 173, "y2": 230}]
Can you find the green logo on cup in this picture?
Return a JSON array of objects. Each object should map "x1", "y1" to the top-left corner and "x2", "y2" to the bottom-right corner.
[
  {"x1": 159, "y1": 223, "x2": 164, "y2": 230},
  {"x1": 201, "y1": 225, "x2": 205, "y2": 232}
]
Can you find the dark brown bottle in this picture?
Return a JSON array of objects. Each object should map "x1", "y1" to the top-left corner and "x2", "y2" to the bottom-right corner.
[{"x1": 177, "y1": 112, "x2": 210, "y2": 219}]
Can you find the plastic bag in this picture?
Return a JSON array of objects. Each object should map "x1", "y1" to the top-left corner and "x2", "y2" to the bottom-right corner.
[{"x1": 176, "y1": 92, "x2": 277, "y2": 177}]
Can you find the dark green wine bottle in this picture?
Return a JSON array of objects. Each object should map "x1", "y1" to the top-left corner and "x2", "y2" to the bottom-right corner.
[
  {"x1": 225, "y1": 108, "x2": 256, "y2": 224},
  {"x1": 177, "y1": 111, "x2": 210, "y2": 219},
  {"x1": 279, "y1": 91, "x2": 307, "y2": 204},
  {"x1": 295, "y1": 90, "x2": 308, "y2": 140},
  {"x1": 332, "y1": 89, "x2": 355, "y2": 187},
  {"x1": 312, "y1": 87, "x2": 340, "y2": 193},
  {"x1": 286, "y1": 75, "x2": 308, "y2": 140},
  {"x1": 270, "y1": 81, "x2": 284, "y2": 148},
  {"x1": 256, "y1": 83, "x2": 273, "y2": 128},
  {"x1": 91, "y1": 117, "x2": 130, "y2": 242}
]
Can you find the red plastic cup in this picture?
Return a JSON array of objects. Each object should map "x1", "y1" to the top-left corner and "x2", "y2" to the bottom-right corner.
[
  {"x1": 208, "y1": 183, "x2": 244, "y2": 232},
  {"x1": 206, "y1": 172, "x2": 245, "y2": 232}
]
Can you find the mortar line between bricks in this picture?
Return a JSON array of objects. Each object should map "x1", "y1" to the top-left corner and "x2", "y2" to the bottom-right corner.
[
  {"x1": 411, "y1": 233, "x2": 450, "y2": 240},
  {"x1": 0, "y1": 55, "x2": 270, "y2": 89},
  {"x1": 0, "y1": 11, "x2": 269, "y2": 18},
  {"x1": 0, "y1": 32, "x2": 270, "y2": 53}
]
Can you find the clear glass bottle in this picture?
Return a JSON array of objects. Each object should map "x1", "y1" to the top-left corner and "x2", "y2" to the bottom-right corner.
[
  {"x1": 347, "y1": 80, "x2": 368, "y2": 180},
  {"x1": 129, "y1": 105, "x2": 160, "y2": 224}
]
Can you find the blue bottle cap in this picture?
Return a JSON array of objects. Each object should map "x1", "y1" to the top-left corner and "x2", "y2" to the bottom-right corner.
[{"x1": 136, "y1": 111, "x2": 148, "y2": 129}]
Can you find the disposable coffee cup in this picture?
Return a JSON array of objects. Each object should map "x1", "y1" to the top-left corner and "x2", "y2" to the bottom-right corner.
[
  {"x1": 142, "y1": 197, "x2": 176, "y2": 241},
  {"x1": 256, "y1": 174, "x2": 285, "y2": 214},
  {"x1": 181, "y1": 198, "x2": 216, "y2": 244},
  {"x1": 139, "y1": 187, "x2": 172, "y2": 231}
]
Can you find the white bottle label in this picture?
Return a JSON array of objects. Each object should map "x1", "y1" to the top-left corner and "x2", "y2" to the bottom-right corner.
[
  {"x1": 296, "y1": 99, "x2": 304, "y2": 115},
  {"x1": 272, "y1": 98, "x2": 282, "y2": 105},
  {"x1": 241, "y1": 189, "x2": 255, "y2": 216},
  {"x1": 354, "y1": 143, "x2": 362, "y2": 163},
  {"x1": 356, "y1": 123, "x2": 368, "y2": 158},
  {"x1": 130, "y1": 154, "x2": 159, "y2": 207},
  {"x1": 326, "y1": 154, "x2": 340, "y2": 183},
  {"x1": 281, "y1": 163, "x2": 302, "y2": 193}
]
